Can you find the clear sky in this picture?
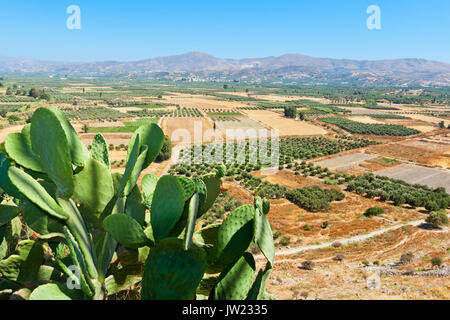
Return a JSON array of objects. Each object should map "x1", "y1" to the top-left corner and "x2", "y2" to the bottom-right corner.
[{"x1": 0, "y1": 0, "x2": 449, "y2": 63}]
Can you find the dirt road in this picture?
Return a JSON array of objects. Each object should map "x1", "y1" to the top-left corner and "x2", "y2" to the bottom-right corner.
[{"x1": 258, "y1": 215, "x2": 449, "y2": 260}]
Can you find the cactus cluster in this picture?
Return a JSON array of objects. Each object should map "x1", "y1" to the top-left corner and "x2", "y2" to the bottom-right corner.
[{"x1": 0, "y1": 107, "x2": 275, "y2": 300}]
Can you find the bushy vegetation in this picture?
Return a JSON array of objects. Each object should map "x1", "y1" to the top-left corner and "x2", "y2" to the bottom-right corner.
[
  {"x1": 284, "y1": 106, "x2": 297, "y2": 118},
  {"x1": 364, "y1": 207, "x2": 384, "y2": 217},
  {"x1": 205, "y1": 109, "x2": 242, "y2": 116},
  {"x1": 400, "y1": 252, "x2": 414, "y2": 265},
  {"x1": 210, "y1": 116, "x2": 241, "y2": 122},
  {"x1": 321, "y1": 117, "x2": 420, "y2": 136},
  {"x1": 176, "y1": 136, "x2": 377, "y2": 173},
  {"x1": 155, "y1": 135, "x2": 172, "y2": 162},
  {"x1": 425, "y1": 210, "x2": 449, "y2": 228},
  {"x1": 367, "y1": 114, "x2": 410, "y2": 120},
  {"x1": 128, "y1": 107, "x2": 203, "y2": 118},
  {"x1": 62, "y1": 107, "x2": 129, "y2": 121},
  {"x1": 431, "y1": 257, "x2": 443, "y2": 268},
  {"x1": 347, "y1": 174, "x2": 450, "y2": 211},
  {"x1": 200, "y1": 191, "x2": 243, "y2": 226},
  {"x1": 286, "y1": 186, "x2": 345, "y2": 212}
]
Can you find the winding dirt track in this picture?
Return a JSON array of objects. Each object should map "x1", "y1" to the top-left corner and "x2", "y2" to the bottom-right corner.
[{"x1": 257, "y1": 215, "x2": 449, "y2": 260}]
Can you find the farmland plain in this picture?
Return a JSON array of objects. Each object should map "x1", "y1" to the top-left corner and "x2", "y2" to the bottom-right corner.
[{"x1": 0, "y1": 79, "x2": 448, "y2": 300}]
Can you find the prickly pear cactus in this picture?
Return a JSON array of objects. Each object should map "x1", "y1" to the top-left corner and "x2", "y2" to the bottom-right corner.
[
  {"x1": 141, "y1": 238, "x2": 206, "y2": 300},
  {"x1": 0, "y1": 106, "x2": 276, "y2": 301}
]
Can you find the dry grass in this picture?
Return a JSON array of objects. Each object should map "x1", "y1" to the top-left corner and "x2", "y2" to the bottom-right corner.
[{"x1": 243, "y1": 110, "x2": 327, "y2": 137}]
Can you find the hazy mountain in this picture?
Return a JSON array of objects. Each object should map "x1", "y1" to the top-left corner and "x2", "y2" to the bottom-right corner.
[{"x1": 1, "y1": 52, "x2": 449, "y2": 86}]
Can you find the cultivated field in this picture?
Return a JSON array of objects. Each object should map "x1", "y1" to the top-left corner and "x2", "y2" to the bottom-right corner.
[
  {"x1": 375, "y1": 164, "x2": 450, "y2": 193},
  {"x1": 0, "y1": 79, "x2": 448, "y2": 301},
  {"x1": 243, "y1": 109, "x2": 327, "y2": 136}
]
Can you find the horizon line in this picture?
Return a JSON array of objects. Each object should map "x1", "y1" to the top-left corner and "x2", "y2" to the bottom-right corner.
[{"x1": 1, "y1": 51, "x2": 449, "y2": 65}]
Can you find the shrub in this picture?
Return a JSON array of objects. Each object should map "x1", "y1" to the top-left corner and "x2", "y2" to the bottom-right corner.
[
  {"x1": 333, "y1": 254, "x2": 346, "y2": 262},
  {"x1": 301, "y1": 260, "x2": 315, "y2": 270},
  {"x1": 286, "y1": 186, "x2": 345, "y2": 212},
  {"x1": 425, "y1": 201, "x2": 440, "y2": 212},
  {"x1": 273, "y1": 231, "x2": 282, "y2": 240},
  {"x1": 156, "y1": 135, "x2": 172, "y2": 162},
  {"x1": 321, "y1": 221, "x2": 329, "y2": 229},
  {"x1": 332, "y1": 241, "x2": 342, "y2": 248},
  {"x1": 280, "y1": 236, "x2": 291, "y2": 246},
  {"x1": 431, "y1": 256, "x2": 443, "y2": 268},
  {"x1": 400, "y1": 252, "x2": 414, "y2": 265},
  {"x1": 284, "y1": 106, "x2": 297, "y2": 118},
  {"x1": 303, "y1": 224, "x2": 312, "y2": 231},
  {"x1": 364, "y1": 207, "x2": 384, "y2": 217},
  {"x1": 425, "y1": 211, "x2": 449, "y2": 228}
]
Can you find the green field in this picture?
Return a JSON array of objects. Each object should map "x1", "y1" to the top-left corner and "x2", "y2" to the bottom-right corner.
[{"x1": 87, "y1": 118, "x2": 159, "y2": 133}]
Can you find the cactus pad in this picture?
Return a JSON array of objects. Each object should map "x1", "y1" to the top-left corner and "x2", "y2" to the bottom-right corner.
[
  {"x1": 213, "y1": 252, "x2": 256, "y2": 300},
  {"x1": 213, "y1": 204, "x2": 255, "y2": 266},
  {"x1": 141, "y1": 238, "x2": 206, "y2": 300},
  {"x1": 103, "y1": 214, "x2": 151, "y2": 249},
  {"x1": 150, "y1": 175, "x2": 185, "y2": 241}
]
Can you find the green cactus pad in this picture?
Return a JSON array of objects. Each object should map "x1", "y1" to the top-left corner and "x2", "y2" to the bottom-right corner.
[
  {"x1": 30, "y1": 283, "x2": 83, "y2": 300},
  {"x1": 177, "y1": 176, "x2": 196, "y2": 201},
  {"x1": 49, "y1": 106, "x2": 90, "y2": 167},
  {"x1": 62, "y1": 226, "x2": 95, "y2": 297},
  {"x1": 254, "y1": 197, "x2": 263, "y2": 214},
  {"x1": 58, "y1": 198, "x2": 98, "y2": 280},
  {"x1": 213, "y1": 252, "x2": 256, "y2": 300},
  {"x1": 20, "y1": 199, "x2": 64, "y2": 235},
  {"x1": 194, "y1": 223, "x2": 220, "y2": 247},
  {"x1": 254, "y1": 205, "x2": 275, "y2": 267},
  {"x1": 72, "y1": 159, "x2": 114, "y2": 216},
  {"x1": 246, "y1": 261, "x2": 272, "y2": 300},
  {"x1": 35, "y1": 265, "x2": 65, "y2": 282},
  {"x1": 184, "y1": 193, "x2": 199, "y2": 250},
  {"x1": 216, "y1": 164, "x2": 227, "y2": 178},
  {"x1": 8, "y1": 167, "x2": 68, "y2": 220},
  {"x1": 0, "y1": 204, "x2": 19, "y2": 226},
  {"x1": 91, "y1": 134, "x2": 110, "y2": 169},
  {"x1": 192, "y1": 177, "x2": 207, "y2": 212},
  {"x1": 141, "y1": 174, "x2": 158, "y2": 198},
  {"x1": 103, "y1": 214, "x2": 151, "y2": 249},
  {"x1": 93, "y1": 230, "x2": 117, "y2": 281},
  {"x1": 117, "y1": 134, "x2": 140, "y2": 197},
  {"x1": 125, "y1": 185, "x2": 146, "y2": 226},
  {"x1": 213, "y1": 204, "x2": 255, "y2": 266},
  {"x1": 124, "y1": 145, "x2": 148, "y2": 196},
  {"x1": 127, "y1": 123, "x2": 164, "y2": 170},
  {"x1": 198, "y1": 173, "x2": 221, "y2": 216},
  {"x1": 30, "y1": 107, "x2": 74, "y2": 198},
  {"x1": 262, "y1": 200, "x2": 270, "y2": 215},
  {"x1": 0, "y1": 152, "x2": 21, "y2": 198},
  {"x1": 0, "y1": 240, "x2": 44, "y2": 283},
  {"x1": 150, "y1": 175, "x2": 185, "y2": 242},
  {"x1": 5, "y1": 132, "x2": 44, "y2": 172},
  {"x1": 105, "y1": 264, "x2": 143, "y2": 295},
  {"x1": 141, "y1": 238, "x2": 206, "y2": 300}
]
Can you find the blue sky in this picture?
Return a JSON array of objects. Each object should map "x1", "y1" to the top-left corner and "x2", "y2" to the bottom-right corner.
[{"x1": 0, "y1": 0, "x2": 449, "y2": 62}]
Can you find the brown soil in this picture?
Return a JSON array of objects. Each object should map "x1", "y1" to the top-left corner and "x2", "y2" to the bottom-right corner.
[{"x1": 267, "y1": 225, "x2": 450, "y2": 300}]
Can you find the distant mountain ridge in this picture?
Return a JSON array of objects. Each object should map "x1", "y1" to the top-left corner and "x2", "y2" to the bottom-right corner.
[{"x1": 1, "y1": 52, "x2": 449, "y2": 86}]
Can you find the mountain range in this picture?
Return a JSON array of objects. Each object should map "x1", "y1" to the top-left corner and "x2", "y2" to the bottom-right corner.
[{"x1": 1, "y1": 52, "x2": 449, "y2": 86}]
